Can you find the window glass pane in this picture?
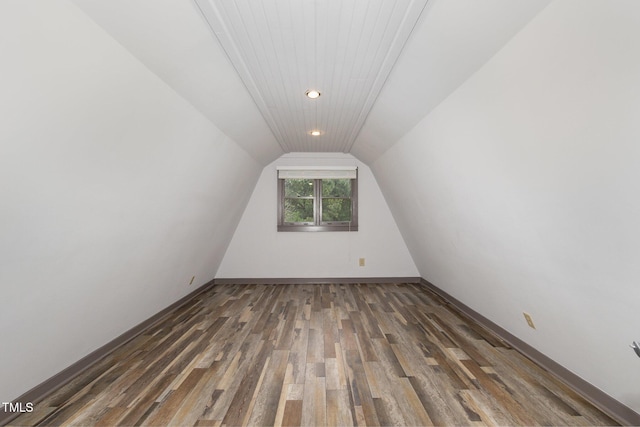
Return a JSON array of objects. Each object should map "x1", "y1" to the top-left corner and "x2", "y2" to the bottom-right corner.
[
  {"x1": 322, "y1": 179, "x2": 351, "y2": 198},
  {"x1": 284, "y1": 179, "x2": 314, "y2": 197},
  {"x1": 284, "y1": 198, "x2": 314, "y2": 223},
  {"x1": 322, "y1": 198, "x2": 352, "y2": 222}
]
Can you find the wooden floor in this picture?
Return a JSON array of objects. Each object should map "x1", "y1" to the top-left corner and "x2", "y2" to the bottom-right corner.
[{"x1": 10, "y1": 283, "x2": 617, "y2": 426}]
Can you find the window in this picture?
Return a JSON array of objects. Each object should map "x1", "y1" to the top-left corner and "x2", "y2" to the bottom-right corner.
[{"x1": 277, "y1": 167, "x2": 358, "y2": 232}]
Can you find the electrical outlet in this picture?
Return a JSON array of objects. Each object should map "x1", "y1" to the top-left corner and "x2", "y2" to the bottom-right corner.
[
  {"x1": 523, "y1": 312, "x2": 536, "y2": 329},
  {"x1": 631, "y1": 341, "x2": 640, "y2": 358},
  {"x1": 189, "y1": 276, "x2": 195, "y2": 285},
  {"x1": 359, "y1": 258, "x2": 365, "y2": 267}
]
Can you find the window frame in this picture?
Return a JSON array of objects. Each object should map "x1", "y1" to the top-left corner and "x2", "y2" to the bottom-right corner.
[{"x1": 277, "y1": 172, "x2": 358, "y2": 232}]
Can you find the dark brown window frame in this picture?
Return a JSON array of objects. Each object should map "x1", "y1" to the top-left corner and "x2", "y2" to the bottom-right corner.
[{"x1": 277, "y1": 173, "x2": 358, "y2": 232}]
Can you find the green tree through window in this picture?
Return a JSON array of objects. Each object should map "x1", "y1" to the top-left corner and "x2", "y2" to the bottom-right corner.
[
  {"x1": 284, "y1": 179, "x2": 314, "y2": 223},
  {"x1": 322, "y1": 179, "x2": 351, "y2": 222},
  {"x1": 278, "y1": 174, "x2": 358, "y2": 232}
]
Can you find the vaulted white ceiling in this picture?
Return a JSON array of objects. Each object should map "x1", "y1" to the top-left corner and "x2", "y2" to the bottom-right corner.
[{"x1": 71, "y1": 0, "x2": 550, "y2": 165}]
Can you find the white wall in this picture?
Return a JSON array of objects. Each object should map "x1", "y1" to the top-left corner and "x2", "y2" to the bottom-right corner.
[
  {"x1": 372, "y1": 0, "x2": 640, "y2": 412},
  {"x1": 217, "y1": 153, "x2": 418, "y2": 279},
  {"x1": 0, "y1": 1, "x2": 261, "y2": 401}
]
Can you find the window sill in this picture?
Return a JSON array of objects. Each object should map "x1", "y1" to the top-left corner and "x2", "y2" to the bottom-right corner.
[{"x1": 277, "y1": 225, "x2": 358, "y2": 232}]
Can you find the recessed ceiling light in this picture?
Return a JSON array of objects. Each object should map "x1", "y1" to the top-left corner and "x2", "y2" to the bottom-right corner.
[
  {"x1": 310, "y1": 130, "x2": 321, "y2": 136},
  {"x1": 305, "y1": 90, "x2": 321, "y2": 99}
]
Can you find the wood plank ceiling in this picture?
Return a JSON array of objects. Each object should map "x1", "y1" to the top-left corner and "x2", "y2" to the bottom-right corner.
[{"x1": 194, "y1": 0, "x2": 429, "y2": 154}]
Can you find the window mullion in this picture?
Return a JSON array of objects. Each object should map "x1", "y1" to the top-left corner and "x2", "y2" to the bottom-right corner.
[{"x1": 315, "y1": 179, "x2": 321, "y2": 225}]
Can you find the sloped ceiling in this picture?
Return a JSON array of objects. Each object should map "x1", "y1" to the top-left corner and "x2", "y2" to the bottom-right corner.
[{"x1": 71, "y1": 0, "x2": 550, "y2": 166}]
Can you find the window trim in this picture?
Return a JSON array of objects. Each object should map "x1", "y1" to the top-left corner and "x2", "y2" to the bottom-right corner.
[{"x1": 277, "y1": 172, "x2": 358, "y2": 232}]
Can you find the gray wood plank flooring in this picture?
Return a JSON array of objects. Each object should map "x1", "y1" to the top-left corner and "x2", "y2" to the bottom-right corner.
[{"x1": 9, "y1": 283, "x2": 618, "y2": 426}]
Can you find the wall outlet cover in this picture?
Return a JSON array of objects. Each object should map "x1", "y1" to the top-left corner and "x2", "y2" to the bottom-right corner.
[{"x1": 523, "y1": 312, "x2": 536, "y2": 329}]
